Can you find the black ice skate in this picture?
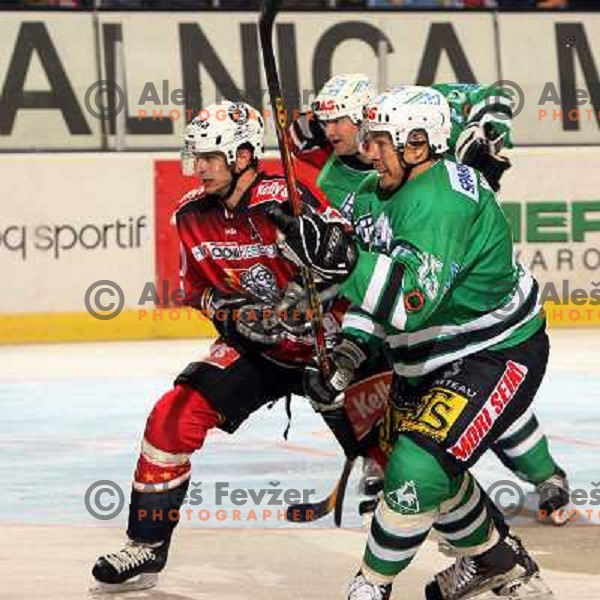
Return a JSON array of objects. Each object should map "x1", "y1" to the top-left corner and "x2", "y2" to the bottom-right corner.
[
  {"x1": 425, "y1": 536, "x2": 555, "y2": 600},
  {"x1": 90, "y1": 538, "x2": 168, "y2": 594},
  {"x1": 537, "y1": 469, "x2": 571, "y2": 526},
  {"x1": 348, "y1": 571, "x2": 392, "y2": 600}
]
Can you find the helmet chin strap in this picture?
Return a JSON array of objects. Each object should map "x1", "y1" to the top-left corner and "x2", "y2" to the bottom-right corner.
[
  {"x1": 220, "y1": 160, "x2": 258, "y2": 208},
  {"x1": 397, "y1": 146, "x2": 435, "y2": 188}
]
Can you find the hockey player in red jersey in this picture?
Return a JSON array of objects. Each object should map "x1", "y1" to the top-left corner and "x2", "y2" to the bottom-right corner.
[{"x1": 90, "y1": 101, "x2": 383, "y2": 593}]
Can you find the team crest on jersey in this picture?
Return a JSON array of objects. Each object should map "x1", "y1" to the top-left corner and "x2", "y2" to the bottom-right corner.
[
  {"x1": 355, "y1": 213, "x2": 393, "y2": 253},
  {"x1": 240, "y1": 264, "x2": 279, "y2": 303},
  {"x1": 385, "y1": 480, "x2": 421, "y2": 514},
  {"x1": 354, "y1": 214, "x2": 374, "y2": 245},
  {"x1": 373, "y1": 214, "x2": 393, "y2": 251},
  {"x1": 417, "y1": 251, "x2": 444, "y2": 300},
  {"x1": 339, "y1": 192, "x2": 356, "y2": 221}
]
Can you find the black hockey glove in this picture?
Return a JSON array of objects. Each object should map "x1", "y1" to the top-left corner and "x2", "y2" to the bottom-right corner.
[
  {"x1": 304, "y1": 336, "x2": 368, "y2": 413},
  {"x1": 289, "y1": 111, "x2": 327, "y2": 152},
  {"x1": 205, "y1": 290, "x2": 276, "y2": 353},
  {"x1": 204, "y1": 289, "x2": 249, "y2": 341},
  {"x1": 268, "y1": 204, "x2": 358, "y2": 283},
  {"x1": 455, "y1": 122, "x2": 511, "y2": 192}
]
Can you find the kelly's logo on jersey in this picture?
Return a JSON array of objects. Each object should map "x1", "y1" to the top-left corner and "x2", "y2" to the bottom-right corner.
[
  {"x1": 191, "y1": 242, "x2": 278, "y2": 262},
  {"x1": 255, "y1": 180, "x2": 289, "y2": 203}
]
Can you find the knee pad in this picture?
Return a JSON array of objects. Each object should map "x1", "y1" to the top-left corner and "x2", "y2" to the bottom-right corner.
[{"x1": 144, "y1": 384, "x2": 220, "y2": 454}]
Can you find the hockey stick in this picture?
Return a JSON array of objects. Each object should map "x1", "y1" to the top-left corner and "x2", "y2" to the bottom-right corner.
[
  {"x1": 285, "y1": 458, "x2": 355, "y2": 526},
  {"x1": 259, "y1": 0, "x2": 330, "y2": 378}
]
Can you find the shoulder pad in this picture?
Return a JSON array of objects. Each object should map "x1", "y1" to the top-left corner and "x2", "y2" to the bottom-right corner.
[
  {"x1": 249, "y1": 176, "x2": 289, "y2": 208},
  {"x1": 173, "y1": 186, "x2": 208, "y2": 223}
]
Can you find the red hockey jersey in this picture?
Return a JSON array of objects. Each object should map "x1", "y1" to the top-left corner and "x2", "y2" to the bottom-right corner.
[{"x1": 175, "y1": 172, "x2": 335, "y2": 365}]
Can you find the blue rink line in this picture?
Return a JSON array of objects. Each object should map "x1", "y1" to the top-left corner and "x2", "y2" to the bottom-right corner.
[{"x1": 1, "y1": 371, "x2": 599, "y2": 529}]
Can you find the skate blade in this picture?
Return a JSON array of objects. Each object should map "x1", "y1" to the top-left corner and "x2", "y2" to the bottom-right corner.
[
  {"x1": 537, "y1": 507, "x2": 571, "y2": 527},
  {"x1": 494, "y1": 573, "x2": 555, "y2": 599},
  {"x1": 454, "y1": 566, "x2": 527, "y2": 600},
  {"x1": 89, "y1": 573, "x2": 158, "y2": 595},
  {"x1": 550, "y1": 508, "x2": 571, "y2": 526}
]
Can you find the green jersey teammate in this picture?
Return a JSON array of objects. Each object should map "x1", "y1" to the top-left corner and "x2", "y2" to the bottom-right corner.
[
  {"x1": 292, "y1": 75, "x2": 570, "y2": 526},
  {"x1": 273, "y1": 86, "x2": 555, "y2": 600}
]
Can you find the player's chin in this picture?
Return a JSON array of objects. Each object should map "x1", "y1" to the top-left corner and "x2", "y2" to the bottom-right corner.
[
  {"x1": 333, "y1": 142, "x2": 353, "y2": 156},
  {"x1": 378, "y1": 172, "x2": 396, "y2": 191}
]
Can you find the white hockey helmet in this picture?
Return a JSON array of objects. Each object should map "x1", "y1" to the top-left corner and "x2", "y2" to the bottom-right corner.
[
  {"x1": 181, "y1": 101, "x2": 265, "y2": 175},
  {"x1": 312, "y1": 73, "x2": 375, "y2": 124},
  {"x1": 364, "y1": 86, "x2": 451, "y2": 154}
]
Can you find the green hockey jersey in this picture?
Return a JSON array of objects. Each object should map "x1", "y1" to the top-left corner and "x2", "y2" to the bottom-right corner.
[
  {"x1": 339, "y1": 159, "x2": 542, "y2": 378},
  {"x1": 314, "y1": 83, "x2": 513, "y2": 217},
  {"x1": 316, "y1": 154, "x2": 372, "y2": 219},
  {"x1": 431, "y1": 83, "x2": 513, "y2": 151}
]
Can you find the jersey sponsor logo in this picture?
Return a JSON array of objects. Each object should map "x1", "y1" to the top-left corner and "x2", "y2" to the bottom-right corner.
[
  {"x1": 446, "y1": 161, "x2": 479, "y2": 203},
  {"x1": 202, "y1": 340, "x2": 241, "y2": 370},
  {"x1": 254, "y1": 179, "x2": 289, "y2": 205},
  {"x1": 449, "y1": 361, "x2": 529, "y2": 462},
  {"x1": 385, "y1": 480, "x2": 420, "y2": 514},
  {"x1": 239, "y1": 264, "x2": 278, "y2": 303},
  {"x1": 431, "y1": 377, "x2": 477, "y2": 399},
  {"x1": 400, "y1": 387, "x2": 468, "y2": 442},
  {"x1": 344, "y1": 371, "x2": 392, "y2": 440},
  {"x1": 191, "y1": 241, "x2": 278, "y2": 262}
]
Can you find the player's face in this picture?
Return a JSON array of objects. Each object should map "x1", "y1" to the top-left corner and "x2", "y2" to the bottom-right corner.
[
  {"x1": 193, "y1": 152, "x2": 233, "y2": 195},
  {"x1": 322, "y1": 117, "x2": 360, "y2": 156},
  {"x1": 365, "y1": 132, "x2": 403, "y2": 191}
]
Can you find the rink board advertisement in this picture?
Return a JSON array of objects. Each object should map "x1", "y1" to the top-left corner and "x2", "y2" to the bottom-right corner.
[
  {"x1": 0, "y1": 153, "x2": 176, "y2": 342},
  {"x1": 0, "y1": 148, "x2": 599, "y2": 344},
  {"x1": 0, "y1": 14, "x2": 102, "y2": 150},
  {"x1": 1, "y1": 12, "x2": 600, "y2": 150}
]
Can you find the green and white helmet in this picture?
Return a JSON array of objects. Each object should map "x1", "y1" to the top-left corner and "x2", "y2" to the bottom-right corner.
[
  {"x1": 364, "y1": 85, "x2": 451, "y2": 153},
  {"x1": 181, "y1": 101, "x2": 265, "y2": 174},
  {"x1": 312, "y1": 73, "x2": 374, "y2": 124}
]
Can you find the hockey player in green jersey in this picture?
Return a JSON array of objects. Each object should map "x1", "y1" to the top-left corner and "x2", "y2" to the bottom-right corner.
[
  {"x1": 432, "y1": 82, "x2": 513, "y2": 191},
  {"x1": 270, "y1": 86, "x2": 555, "y2": 600},
  {"x1": 290, "y1": 73, "x2": 376, "y2": 219},
  {"x1": 293, "y1": 75, "x2": 570, "y2": 525}
]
